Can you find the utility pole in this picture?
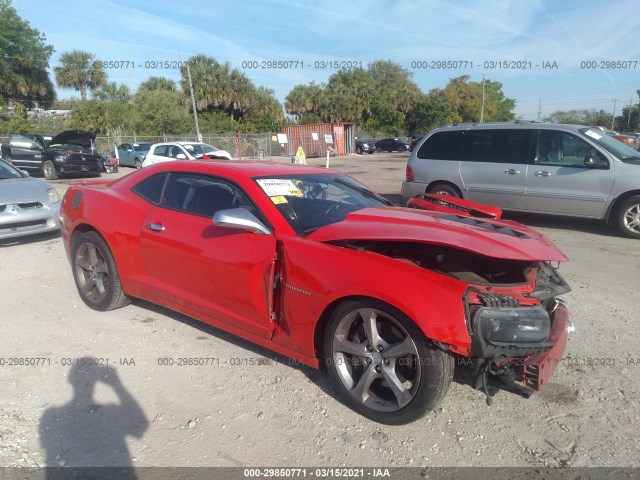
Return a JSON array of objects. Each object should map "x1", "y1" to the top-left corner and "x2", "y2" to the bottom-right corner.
[
  {"x1": 180, "y1": 52, "x2": 201, "y2": 142},
  {"x1": 611, "y1": 98, "x2": 620, "y2": 130},
  {"x1": 627, "y1": 99, "x2": 633, "y2": 130},
  {"x1": 537, "y1": 98, "x2": 542, "y2": 121},
  {"x1": 479, "y1": 74, "x2": 485, "y2": 123}
]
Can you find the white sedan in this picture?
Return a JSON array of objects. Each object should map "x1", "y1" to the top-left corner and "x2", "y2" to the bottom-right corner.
[{"x1": 142, "y1": 142, "x2": 232, "y2": 167}]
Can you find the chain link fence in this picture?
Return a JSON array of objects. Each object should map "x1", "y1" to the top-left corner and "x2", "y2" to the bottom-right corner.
[{"x1": 94, "y1": 134, "x2": 290, "y2": 160}]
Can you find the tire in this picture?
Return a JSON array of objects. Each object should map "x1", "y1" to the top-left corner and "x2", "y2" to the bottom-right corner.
[
  {"x1": 356, "y1": 146, "x2": 363, "y2": 154},
  {"x1": 4, "y1": 151, "x2": 11, "y2": 163},
  {"x1": 71, "y1": 231, "x2": 130, "y2": 311},
  {"x1": 368, "y1": 151, "x2": 374, "y2": 154},
  {"x1": 43, "y1": 160, "x2": 58, "y2": 180},
  {"x1": 615, "y1": 195, "x2": 640, "y2": 239},
  {"x1": 428, "y1": 183, "x2": 460, "y2": 197},
  {"x1": 323, "y1": 300, "x2": 454, "y2": 425},
  {"x1": 398, "y1": 146, "x2": 405, "y2": 153},
  {"x1": 135, "y1": 159, "x2": 142, "y2": 169}
]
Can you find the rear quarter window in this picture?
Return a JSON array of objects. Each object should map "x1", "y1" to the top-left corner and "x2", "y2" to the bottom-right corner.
[
  {"x1": 132, "y1": 173, "x2": 168, "y2": 204},
  {"x1": 417, "y1": 131, "x2": 465, "y2": 160}
]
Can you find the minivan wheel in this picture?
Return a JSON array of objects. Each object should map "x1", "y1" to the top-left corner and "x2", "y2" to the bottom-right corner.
[
  {"x1": 43, "y1": 160, "x2": 58, "y2": 180},
  {"x1": 428, "y1": 183, "x2": 460, "y2": 197},
  {"x1": 324, "y1": 300, "x2": 454, "y2": 425},
  {"x1": 616, "y1": 195, "x2": 640, "y2": 239}
]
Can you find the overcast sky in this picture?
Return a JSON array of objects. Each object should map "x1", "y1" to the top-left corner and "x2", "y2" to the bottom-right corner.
[{"x1": 15, "y1": 0, "x2": 640, "y2": 120}]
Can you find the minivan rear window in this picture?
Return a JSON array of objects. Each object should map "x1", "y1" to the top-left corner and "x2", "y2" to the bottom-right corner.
[{"x1": 417, "y1": 131, "x2": 464, "y2": 160}]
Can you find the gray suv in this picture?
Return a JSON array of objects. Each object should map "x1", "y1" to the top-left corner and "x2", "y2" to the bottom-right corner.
[{"x1": 401, "y1": 122, "x2": 640, "y2": 239}]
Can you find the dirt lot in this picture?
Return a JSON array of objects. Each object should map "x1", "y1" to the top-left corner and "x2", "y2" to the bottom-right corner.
[{"x1": 1, "y1": 153, "x2": 639, "y2": 470}]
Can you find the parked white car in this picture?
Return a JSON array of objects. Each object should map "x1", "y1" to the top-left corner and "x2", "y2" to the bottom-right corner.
[{"x1": 142, "y1": 142, "x2": 232, "y2": 167}]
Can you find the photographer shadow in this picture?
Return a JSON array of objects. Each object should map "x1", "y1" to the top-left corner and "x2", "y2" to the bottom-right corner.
[{"x1": 39, "y1": 358, "x2": 148, "y2": 479}]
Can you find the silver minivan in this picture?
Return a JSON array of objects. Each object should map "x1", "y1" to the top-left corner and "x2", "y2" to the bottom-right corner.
[{"x1": 401, "y1": 122, "x2": 640, "y2": 239}]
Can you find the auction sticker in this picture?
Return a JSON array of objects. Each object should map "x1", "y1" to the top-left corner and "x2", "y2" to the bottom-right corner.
[
  {"x1": 257, "y1": 179, "x2": 303, "y2": 197},
  {"x1": 584, "y1": 129, "x2": 603, "y2": 140},
  {"x1": 271, "y1": 196, "x2": 288, "y2": 204}
]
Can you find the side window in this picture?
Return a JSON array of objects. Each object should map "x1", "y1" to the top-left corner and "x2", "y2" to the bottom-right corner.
[
  {"x1": 159, "y1": 173, "x2": 254, "y2": 218},
  {"x1": 131, "y1": 173, "x2": 168, "y2": 204},
  {"x1": 11, "y1": 134, "x2": 37, "y2": 148},
  {"x1": 417, "y1": 131, "x2": 465, "y2": 160},
  {"x1": 538, "y1": 130, "x2": 608, "y2": 168},
  {"x1": 168, "y1": 145, "x2": 185, "y2": 158},
  {"x1": 462, "y1": 129, "x2": 532, "y2": 164},
  {"x1": 153, "y1": 145, "x2": 168, "y2": 157}
]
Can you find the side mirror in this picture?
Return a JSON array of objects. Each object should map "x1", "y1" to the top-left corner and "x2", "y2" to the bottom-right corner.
[
  {"x1": 212, "y1": 208, "x2": 271, "y2": 235},
  {"x1": 30, "y1": 142, "x2": 42, "y2": 150},
  {"x1": 584, "y1": 155, "x2": 607, "y2": 168},
  {"x1": 176, "y1": 153, "x2": 187, "y2": 159}
]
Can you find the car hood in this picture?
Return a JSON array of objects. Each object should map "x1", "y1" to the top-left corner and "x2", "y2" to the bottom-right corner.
[
  {"x1": 48, "y1": 130, "x2": 96, "y2": 149},
  {"x1": 0, "y1": 177, "x2": 51, "y2": 204},
  {"x1": 307, "y1": 207, "x2": 568, "y2": 262}
]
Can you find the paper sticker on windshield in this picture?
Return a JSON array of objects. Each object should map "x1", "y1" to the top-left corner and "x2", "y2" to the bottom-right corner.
[
  {"x1": 584, "y1": 130, "x2": 603, "y2": 140},
  {"x1": 256, "y1": 179, "x2": 303, "y2": 197},
  {"x1": 271, "y1": 196, "x2": 288, "y2": 204}
]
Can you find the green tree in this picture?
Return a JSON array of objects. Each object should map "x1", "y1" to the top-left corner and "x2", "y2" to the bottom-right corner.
[
  {"x1": 180, "y1": 55, "x2": 232, "y2": 111},
  {"x1": 138, "y1": 76, "x2": 177, "y2": 93},
  {"x1": 364, "y1": 95, "x2": 405, "y2": 136},
  {"x1": 285, "y1": 82, "x2": 323, "y2": 120},
  {"x1": 131, "y1": 89, "x2": 191, "y2": 135},
  {"x1": 54, "y1": 50, "x2": 107, "y2": 102},
  {"x1": 367, "y1": 60, "x2": 422, "y2": 114},
  {"x1": 405, "y1": 90, "x2": 452, "y2": 134},
  {"x1": 320, "y1": 68, "x2": 374, "y2": 123},
  {"x1": 94, "y1": 82, "x2": 130, "y2": 102},
  {"x1": 442, "y1": 76, "x2": 515, "y2": 123},
  {"x1": 544, "y1": 108, "x2": 612, "y2": 126},
  {"x1": 0, "y1": 0, "x2": 55, "y2": 106}
]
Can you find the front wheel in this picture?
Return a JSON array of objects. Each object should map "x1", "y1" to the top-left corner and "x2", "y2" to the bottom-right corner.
[
  {"x1": 71, "y1": 231, "x2": 130, "y2": 311},
  {"x1": 43, "y1": 160, "x2": 58, "y2": 180},
  {"x1": 135, "y1": 159, "x2": 142, "y2": 169},
  {"x1": 616, "y1": 195, "x2": 640, "y2": 239},
  {"x1": 356, "y1": 146, "x2": 363, "y2": 154},
  {"x1": 324, "y1": 300, "x2": 454, "y2": 424}
]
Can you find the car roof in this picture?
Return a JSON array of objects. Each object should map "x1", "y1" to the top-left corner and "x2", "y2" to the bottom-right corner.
[
  {"x1": 142, "y1": 159, "x2": 340, "y2": 177},
  {"x1": 430, "y1": 121, "x2": 588, "y2": 133}
]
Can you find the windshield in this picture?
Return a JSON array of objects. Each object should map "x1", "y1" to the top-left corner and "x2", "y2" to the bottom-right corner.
[
  {"x1": 580, "y1": 128, "x2": 640, "y2": 160},
  {"x1": 254, "y1": 173, "x2": 392, "y2": 235},
  {"x1": 0, "y1": 159, "x2": 26, "y2": 179},
  {"x1": 182, "y1": 143, "x2": 219, "y2": 158},
  {"x1": 133, "y1": 143, "x2": 152, "y2": 153}
]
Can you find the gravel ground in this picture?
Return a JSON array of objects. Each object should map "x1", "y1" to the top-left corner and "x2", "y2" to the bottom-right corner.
[{"x1": 1, "y1": 153, "x2": 639, "y2": 470}]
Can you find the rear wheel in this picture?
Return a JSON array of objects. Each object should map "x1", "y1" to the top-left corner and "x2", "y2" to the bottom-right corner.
[
  {"x1": 428, "y1": 183, "x2": 460, "y2": 197},
  {"x1": 324, "y1": 300, "x2": 454, "y2": 424},
  {"x1": 71, "y1": 231, "x2": 130, "y2": 311},
  {"x1": 615, "y1": 195, "x2": 640, "y2": 239},
  {"x1": 43, "y1": 160, "x2": 58, "y2": 180}
]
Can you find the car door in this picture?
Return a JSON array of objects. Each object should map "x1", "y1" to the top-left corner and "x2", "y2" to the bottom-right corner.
[
  {"x1": 526, "y1": 130, "x2": 614, "y2": 217},
  {"x1": 139, "y1": 172, "x2": 277, "y2": 338},
  {"x1": 10, "y1": 134, "x2": 44, "y2": 170},
  {"x1": 118, "y1": 144, "x2": 133, "y2": 166},
  {"x1": 459, "y1": 129, "x2": 531, "y2": 210}
]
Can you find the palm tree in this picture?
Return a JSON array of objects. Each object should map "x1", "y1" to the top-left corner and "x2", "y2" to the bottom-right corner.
[
  {"x1": 54, "y1": 50, "x2": 107, "y2": 101},
  {"x1": 94, "y1": 82, "x2": 130, "y2": 102},
  {"x1": 138, "y1": 76, "x2": 177, "y2": 93}
]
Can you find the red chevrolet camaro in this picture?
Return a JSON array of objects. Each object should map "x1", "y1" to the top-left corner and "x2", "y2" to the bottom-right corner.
[{"x1": 60, "y1": 160, "x2": 571, "y2": 424}]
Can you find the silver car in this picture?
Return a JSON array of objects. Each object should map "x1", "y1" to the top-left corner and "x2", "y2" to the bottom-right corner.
[
  {"x1": 401, "y1": 122, "x2": 640, "y2": 239},
  {"x1": 0, "y1": 158, "x2": 61, "y2": 240}
]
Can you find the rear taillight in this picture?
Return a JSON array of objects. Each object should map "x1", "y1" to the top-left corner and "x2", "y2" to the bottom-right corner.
[{"x1": 406, "y1": 165, "x2": 414, "y2": 182}]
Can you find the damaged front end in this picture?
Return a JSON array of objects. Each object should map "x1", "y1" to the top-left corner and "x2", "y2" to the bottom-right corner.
[{"x1": 461, "y1": 260, "x2": 571, "y2": 402}]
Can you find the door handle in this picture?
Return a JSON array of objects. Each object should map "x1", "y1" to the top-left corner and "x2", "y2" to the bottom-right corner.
[
  {"x1": 146, "y1": 223, "x2": 165, "y2": 231},
  {"x1": 504, "y1": 169, "x2": 520, "y2": 175},
  {"x1": 534, "y1": 171, "x2": 551, "y2": 177}
]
